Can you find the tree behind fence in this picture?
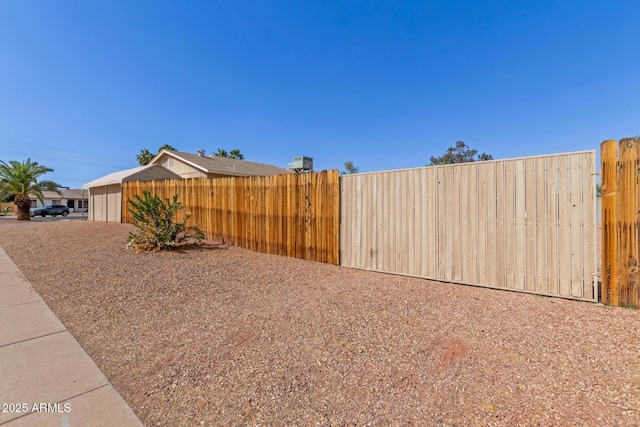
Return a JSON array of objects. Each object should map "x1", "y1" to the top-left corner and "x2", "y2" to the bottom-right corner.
[{"x1": 121, "y1": 171, "x2": 340, "y2": 265}]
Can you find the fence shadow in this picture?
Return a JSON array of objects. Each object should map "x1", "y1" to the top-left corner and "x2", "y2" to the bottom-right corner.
[{"x1": 173, "y1": 242, "x2": 228, "y2": 254}]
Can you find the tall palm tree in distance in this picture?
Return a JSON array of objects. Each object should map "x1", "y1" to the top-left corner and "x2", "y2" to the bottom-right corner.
[
  {"x1": 214, "y1": 149, "x2": 229, "y2": 158},
  {"x1": 136, "y1": 149, "x2": 153, "y2": 166},
  {"x1": 0, "y1": 159, "x2": 61, "y2": 221},
  {"x1": 229, "y1": 149, "x2": 244, "y2": 160},
  {"x1": 137, "y1": 145, "x2": 177, "y2": 165},
  {"x1": 215, "y1": 148, "x2": 244, "y2": 159}
]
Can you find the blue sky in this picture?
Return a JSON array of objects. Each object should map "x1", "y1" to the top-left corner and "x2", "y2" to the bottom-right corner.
[{"x1": 1, "y1": 0, "x2": 638, "y2": 188}]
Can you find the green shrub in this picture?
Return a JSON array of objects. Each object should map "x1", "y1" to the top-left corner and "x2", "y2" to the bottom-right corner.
[{"x1": 126, "y1": 190, "x2": 205, "y2": 253}]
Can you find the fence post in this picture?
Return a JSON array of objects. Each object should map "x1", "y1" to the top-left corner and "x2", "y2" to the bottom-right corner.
[
  {"x1": 601, "y1": 140, "x2": 619, "y2": 305},
  {"x1": 619, "y1": 138, "x2": 640, "y2": 308}
]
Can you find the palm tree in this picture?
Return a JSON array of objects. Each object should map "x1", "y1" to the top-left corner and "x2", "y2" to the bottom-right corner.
[
  {"x1": 214, "y1": 149, "x2": 229, "y2": 158},
  {"x1": 136, "y1": 149, "x2": 153, "y2": 166},
  {"x1": 0, "y1": 159, "x2": 61, "y2": 221},
  {"x1": 229, "y1": 149, "x2": 244, "y2": 160},
  {"x1": 158, "y1": 144, "x2": 177, "y2": 152}
]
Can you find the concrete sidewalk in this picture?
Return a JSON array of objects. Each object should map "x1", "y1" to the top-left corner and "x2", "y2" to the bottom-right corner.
[{"x1": 0, "y1": 246, "x2": 143, "y2": 427}]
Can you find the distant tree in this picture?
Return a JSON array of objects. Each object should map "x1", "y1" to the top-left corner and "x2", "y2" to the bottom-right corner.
[
  {"x1": 341, "y1": 161, "x2": 360, "y2": 175},
  {"x1": 0, "y1": 159, "x2": 61, "y2": 221},
  {"x1": 158, "y1": 144, "x2": 177, "y2": 152},
  {"x1": 429, "y1": 141, "x2": 493, "y2": 165},
  {"x1": 229, "y1": 149, "x2": 244, "y2": 160},
  {"x1": 214, "y1": 148, "x2": 245, "y2": 159},
  {"x1": 136, "y1": 145, "x2": 177, "y2": 165},
  {"x1": 136, "y1": 149, "x2": 153, "y2": 166}
]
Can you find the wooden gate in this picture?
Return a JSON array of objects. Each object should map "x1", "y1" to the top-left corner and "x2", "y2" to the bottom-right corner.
[
  {"x1": 341, "y1": 151, "x2": 598, "y2": 301},
  {"x1": 601, "y1": 138, "x2": 640, "y2": 307}
]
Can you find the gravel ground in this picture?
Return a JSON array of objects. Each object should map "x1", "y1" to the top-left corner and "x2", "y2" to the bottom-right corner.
[{"x1": 1, "y1": 220, "x2": 639, "y2": 426}]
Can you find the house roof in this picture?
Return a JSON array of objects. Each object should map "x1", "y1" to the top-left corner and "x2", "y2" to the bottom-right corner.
[
  {"x1": 34, "y1": 191, "x2": 64, "y2": 200},
  {"x1": 151, "y1": 150, "x2": 292, "y2": 177},
  {"x1": 62, "y1": 189, "x2": 86, "y2": 199},
  {"x1": 82, "y1": 164, "x2": 182, "y2": 189},
  {"x1": 30, "y1": 189, "x2": 86, "y2": 201}
]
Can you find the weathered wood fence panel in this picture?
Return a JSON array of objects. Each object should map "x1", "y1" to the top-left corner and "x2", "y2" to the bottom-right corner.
[
  {"x1": 122, "y1": 171, "x2": 340, "y2": 265},
  {"x1": 340, "y1": 151, "x2": 598, "y2": 301},
  {"x1": 0, "y1": 202, "x2": 14, "y2": 213},
  {"x1": 601, "y1": 138, "x2": 640, "y2": 307}
]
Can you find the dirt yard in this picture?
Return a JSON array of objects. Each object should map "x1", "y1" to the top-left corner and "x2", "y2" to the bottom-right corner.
[{"x1": 1, "y1": 220, "x2": 639, "y2": 426}]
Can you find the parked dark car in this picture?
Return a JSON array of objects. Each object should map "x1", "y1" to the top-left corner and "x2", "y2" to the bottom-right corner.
[{"x1": 30, "y1": 204, "x2": 70, "y2": 217}]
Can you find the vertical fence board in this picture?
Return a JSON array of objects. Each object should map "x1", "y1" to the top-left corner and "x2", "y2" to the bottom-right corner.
[
  {"x1": 433, "y1": 166, "x2": 447, "y2": 280},
  {"x1": 495, "y1": 161, "x2": 506, "y2": 289},
  {"x1": 396, "y1": 172, "x2": 404, "y2": 273},
  {"x1": 504, "y1": 160, "x2": 516, "y2": 289},
  {"x1": 546, "y1": 156, "x2": 560, "y2": 295},
  {"x1": 534, "y1": 157, "x2": 548, "y2": 294},
  {"x1": 619, "y1": 139, "x2": 639, "y2": 307},
  {"x1": 340, "y1": 175, "x2": 350, "y2": 266},
  {"x1": 426, "y1": 167, "x2": 438, "y2": 278},
  {"x1": 452, "y1": 166, "x2": 462, "y2": 282},
  {"x1": 557, "y1": 155, "x2": 572, "y2": 297},
  {"x1": 330, "y1": 170, "x2": 340, "y2": 265},
  {"x1": 525, "y1": 157, "x2": 537, "y2": 292},
  {"x1": 476, "y1": 162, "x2": 487, "y2": 285},
  {"x1": 406, "y1": 171, "x2": 416, "y2": 276},
  {"x1": 459, "y1": 166, "x2": 469, "y2": 282},
  {"x1": 581, "y1": 152, "x2": 596, "y2": 301},
  {"x1": 468, "y1": 164, "x2": 479, "y2": 284},
  {"x1": 413, "y1": 170, "x2": 422, "y2": 277},
  {"x1": 601, "y1": 140, "x2": 620, "y2": 305},
  {"x1": 375, "y1": 173, "x2": 384, "y2": 271},
  {"x1": 353, "y1": 175, "x2": 361, "y2": 267},
  {"x1": 382, "y1": 172, "x2": 390, "y2": 271},
  {"x1": 368, "y1": 174, "x2": 377, "y2": 270},
  {"x1": 391, "y1": 172, "x2": 400, "y2": 272},
  {"x1": 486, "y1": 162, "x2": 498, "y2": 287},
  {"x1": 514, "y1": 159, "x2": 526, "y2": 290},
  {"x1": 569, "y1": 154, "x2": 584, "y2": 298}
]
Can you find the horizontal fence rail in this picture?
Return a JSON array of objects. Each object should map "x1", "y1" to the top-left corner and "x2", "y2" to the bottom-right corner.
[
  {"x1": 340, "y1": 152, "x2": 597, "y2": 301},
  {"x1": 122, "y1": 171, "x2": 340, "y2": 265}
]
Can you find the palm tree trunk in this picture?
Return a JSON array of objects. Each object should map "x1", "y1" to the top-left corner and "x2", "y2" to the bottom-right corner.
[{"x1": 14, "y1": 194, "x2": 31, "y2": 221}]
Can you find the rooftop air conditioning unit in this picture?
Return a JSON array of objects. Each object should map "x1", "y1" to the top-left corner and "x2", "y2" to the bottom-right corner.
[{"x1": 287, "y1": 156, "x2": 313, "y2": 171}]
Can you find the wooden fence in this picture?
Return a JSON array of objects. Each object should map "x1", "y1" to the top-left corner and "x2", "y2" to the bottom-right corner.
[
  {"x1": 341, "y1": 151, "x2": 598, "y2": 301},
  {"x1": 121, "y1": 171, "x2": 340, "y2": 265},
  {"x1": 601, "y1": 138, "x2": 640, "y2": 307},
  {"x1": 0, "y1": 202, "x2": 14, "y2": 213}
]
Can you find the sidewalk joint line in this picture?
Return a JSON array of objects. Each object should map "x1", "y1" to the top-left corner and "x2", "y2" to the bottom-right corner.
[
  {"x1": 0, "y1": 329, "x2": 68, "y2": 349},
  {"x1": 0, "y1": 299, "x2": 45, "y2": 309}
]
